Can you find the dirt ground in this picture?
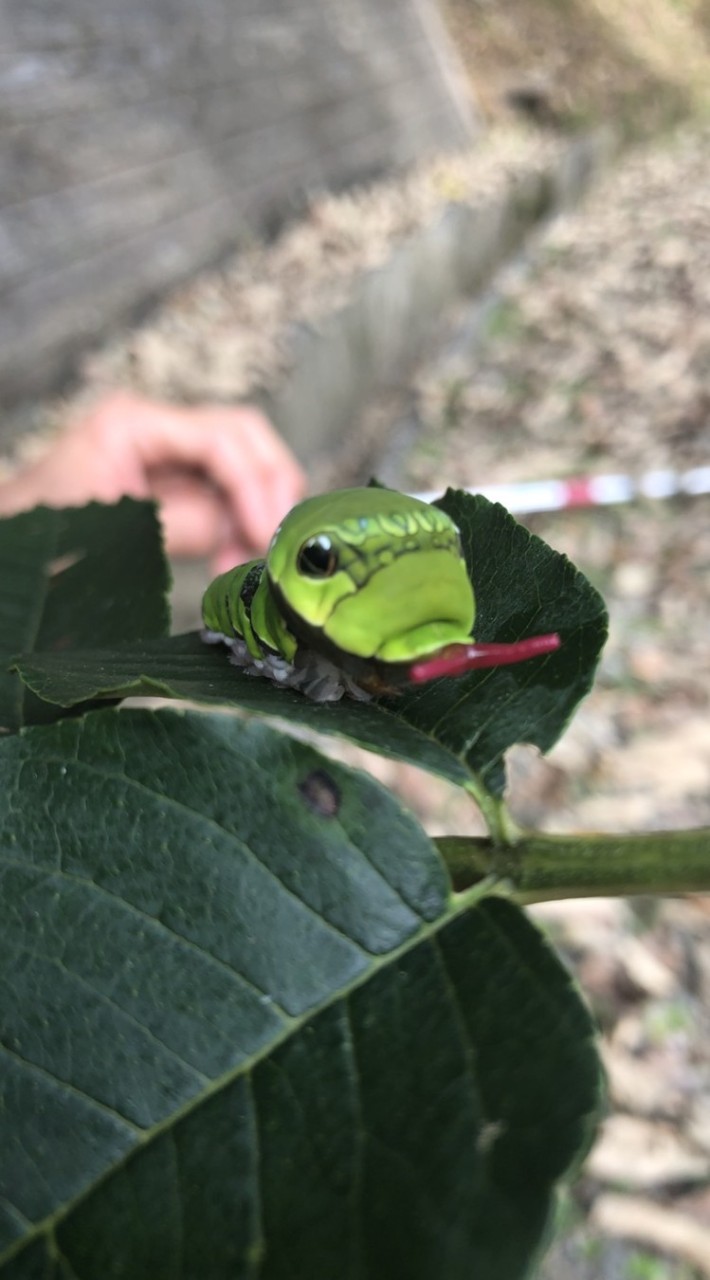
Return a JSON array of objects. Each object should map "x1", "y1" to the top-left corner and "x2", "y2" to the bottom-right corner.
[{"x1": 4, "y1": 7, "x2": 710, "y2": 1272}]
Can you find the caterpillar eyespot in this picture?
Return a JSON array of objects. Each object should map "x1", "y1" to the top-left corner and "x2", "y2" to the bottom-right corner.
[
  {"x1": 297, "y1": 535, "x2": 338, "y2": 578},
  {"x1": 201, "y1": 487, "x2": 560, "y2": 702}
]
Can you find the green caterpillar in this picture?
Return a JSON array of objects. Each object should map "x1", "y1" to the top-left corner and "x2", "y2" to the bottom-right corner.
[
  {"x1": 201, "y1": 487, "x2": 475, "y2": 701},
  {"x1": 202, "y1": 486, "x2": 560, "y2": 701}
]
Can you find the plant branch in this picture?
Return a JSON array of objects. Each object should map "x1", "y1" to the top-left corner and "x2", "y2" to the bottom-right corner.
[{"x1": 436, "y1": 828, "x2": 710, "y2": 902}]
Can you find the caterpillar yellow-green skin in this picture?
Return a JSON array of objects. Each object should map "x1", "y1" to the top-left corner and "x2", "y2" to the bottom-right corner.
[{"x1": 201, "y1": 487, "x2": 475, "y2": 701}]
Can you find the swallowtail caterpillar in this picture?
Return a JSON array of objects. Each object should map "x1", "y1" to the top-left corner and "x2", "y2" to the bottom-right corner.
[{"x1": 201, "y1": 487, "x2": 560, "y2": 702}]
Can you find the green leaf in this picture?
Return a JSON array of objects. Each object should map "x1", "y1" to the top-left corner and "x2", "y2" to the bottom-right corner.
[
  {"x1": 0, "y1": 708, "x2": 601, "y2": 1280},
  {"x1": 13, "y1": 494, "x2": 607, "y2": 802},
  {"x1": 12, "y1": 631, "x2": 475, "y2": 785},
  {"x1": 398, "y1": 490, "x2": 608, "y2": 795},
  {"x1": 0, "y1": 501, "x2": 170, "y2": 734}
]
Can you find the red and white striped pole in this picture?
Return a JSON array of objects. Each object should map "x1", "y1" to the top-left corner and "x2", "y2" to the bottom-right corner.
[{"x1": 414, "y1": 465, "x2": 710, "y2": 516}]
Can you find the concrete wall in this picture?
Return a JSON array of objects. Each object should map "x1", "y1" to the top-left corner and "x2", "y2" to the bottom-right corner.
[
  {"x1": 0, "y1": 0, "x2": 476, "y2": 404},
  {"x1": 267, "y1": 129, "x2": 616, "y2": 466}
]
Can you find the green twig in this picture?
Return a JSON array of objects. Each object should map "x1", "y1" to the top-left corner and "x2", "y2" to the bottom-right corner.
[
  {"x1": 436, "y1": 828, "x2": 710, "y2": 902},
  {"x1": 462, "y1": 779, "x2": 521, "y2": 847}
]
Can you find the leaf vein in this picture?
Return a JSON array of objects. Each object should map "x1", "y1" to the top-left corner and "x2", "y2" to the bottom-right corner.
[
  {"x1": 0, "y1": 853, "x2": 293, "y2": 1021},
  {"x1": 0, "y1": 1042, "x2": 142, "y2": 1135},
  {"x1": 244, "y1": 1072, "x2": 266, "y2": 1279},
  {"x1": 53, "y1": 752, "x2": 373, "y2": 959},
  {"x1": 2, "y1": 941, "x2": 212, "y2": 1086}
]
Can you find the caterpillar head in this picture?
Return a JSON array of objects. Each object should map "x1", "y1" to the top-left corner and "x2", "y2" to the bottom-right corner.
[{"x1": 266, "y1": 488, "x2": 475, "y2": 666}]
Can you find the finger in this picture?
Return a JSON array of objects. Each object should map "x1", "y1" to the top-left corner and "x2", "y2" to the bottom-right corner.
[
  {"x1": 153, "y1": 480, "x2": 230, "y2": 559},
  {"x1": 123, "y1": 400, "x2": 306, "y2": 550},
  {"x1": 196, "y1": 412, "x2": 306, "y2": 549},
  {"x1": 6, "y1": 418, "x2": 151, "y2": 511}
]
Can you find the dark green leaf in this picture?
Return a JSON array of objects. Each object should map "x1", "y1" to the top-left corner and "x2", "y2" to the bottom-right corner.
[
  {"x1": 12, "y1": 631, "x2": 474, "y2": 785},
  {"x1": 397, "y1": 491, "x2": 608, "y2": 794},
  {"x1": 0, "y1": 708, "x2": 601, "y2": 1279},
  {"x1": 14, "y1": 494, "x2": 607, "y2": 799},
  {"x1": 0, "y1": 501, "x2": 169, "y2": 733}
]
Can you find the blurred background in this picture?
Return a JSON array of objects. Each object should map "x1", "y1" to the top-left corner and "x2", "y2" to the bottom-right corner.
[{"x1": 3, "y1": 0, "x2": 710, "y2": 1274}]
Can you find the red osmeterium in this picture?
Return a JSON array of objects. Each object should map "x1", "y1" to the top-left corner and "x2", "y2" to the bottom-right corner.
[{"x1": 409, "y1": 633, "x2": 561, "y2": 684}]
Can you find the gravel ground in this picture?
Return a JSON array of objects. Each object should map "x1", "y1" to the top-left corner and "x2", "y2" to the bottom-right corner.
[{"x1": 5, "y1": 116, "x2": 710, "y2": 1275}]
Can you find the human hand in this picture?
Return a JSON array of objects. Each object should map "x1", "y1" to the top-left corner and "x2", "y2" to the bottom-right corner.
[{"x1": 0, "y1": 393, "x2": 306, "y2": 572}]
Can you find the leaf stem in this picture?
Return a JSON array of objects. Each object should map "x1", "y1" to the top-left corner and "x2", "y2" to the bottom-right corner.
[
  {"x1": 436, "y1": 828, "x2": 710, "y2": 902},
  {"x1": 462, "y1": 780, "x2": 521, "y2": 847}
]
